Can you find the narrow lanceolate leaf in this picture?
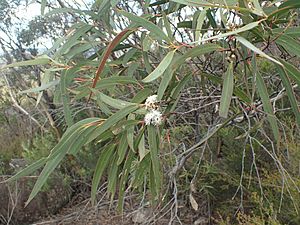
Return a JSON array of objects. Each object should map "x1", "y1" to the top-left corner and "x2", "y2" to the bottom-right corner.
[
  {"x1": 142, "y1": 50, "x2": 176, "y2": 83},
  {"x1": 119, "y1": 11, "x2": 170, "y2": 43},
  {"x1": 219, "y1": 62, "x2": 234, "y2": 118},
  {"x1": 276, "y1": 65, "x2": 300, "y2": 127},
  {"x1": 97, "y1": 93, "x2": 136, "y2": 109},
  {"x1": 3, "y1": 158, "x2": 47, "y2": 183},
  {"x1": 88, "y1": 29, "x2": 134, "y2": 102},
  {"x1": 148, "y1": 125, "x2": 161, "y2": 196},
  {"x1": 171, "y1": 0, "x2": 238, "y2": 7},
  {"x1": 107, "y1": 153, "x2": 119, "y2": 201},
  {"x1": 0, "y1": 55, "x2": 51, "y2": 70},
  {"x1": 280, "y1": 0, "x2": 300, "y2": 10},
  {"x1": 138, "y1": 134, "x2": 147, "y2": 161},
  {"x1": 236, "y1": 36, "x2": 282, "y2": 66},
  {"x1": 117, "y1": 150, "x2": 134, "y2": 212},
  {"x1": 272, "y1": 28, "x2": 300, "y2": 38},
  {"x1": 20, "y1": 80, "x2": 60, "y2": 94},
  {"x1": 275, "y1": 35, "x2": 300, "y2": 58},
  {"x1": 41, "y1": 0, "x2": 47, "y2": 15},
  {"x1": 117, "y1": 133, "x2": 128, "y2": 165},
  {"x1": 256, "y1": 71, "x2": 280, "y2": 141},
  {"x1": 195, "y1": 21, "x2": 260, "y2": 44},
  {"x1": 158, "y1": 44, "x2": 218, "y2": 100},
  {"x1": 96, "y1": 93, "x2": 146, "y2": 114},
  {"x1": 127, "y1": 114, "x2": 135, "y2": 152},
  {"x1": 26, "y1": 126, "x2": 93, "y2": 205},
  {"x1": 278, "y1": 60, "x2": 300, "y2": 87},
  {"x1": 174, "y1": 44, "x2": 220, "y2": 66},
  {"x1": 48, "y1": 118, "x2": 100, "y2": 159},
  {"x1": 166, "y1": 73, "x2": 192, "y2": 113},
  {"x1": 88, "y1": 105, "x2": 139, "y2": 142},
  {"x1": 162, "y1": 13, "x2": 173, "y2": 40},
  {"x1": 249, "y1": 0, "x2": 266, "y2": 16},
  {"x1": 91, "y1": 144, "x2": 115, "y2": 204},
  {"x1": 195, "y1": 8, "x2": 207, "y2": 42},
  {"x1": 60, "y1": 70, "x2": 73, "y2": 127},
  {"x1": 26, "y1": 153, "x2": 66, "y2": 206}
]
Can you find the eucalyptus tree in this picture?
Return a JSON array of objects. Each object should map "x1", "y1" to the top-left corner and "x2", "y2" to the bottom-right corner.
[{"x1": 2, "y1": 0, "x2": 300, "y2": 223}]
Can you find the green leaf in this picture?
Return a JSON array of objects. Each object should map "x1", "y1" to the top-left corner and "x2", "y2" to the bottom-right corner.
[
  {"x1": 1, "y1": 55, "x2": 51, "y2": 70},
  {"x1": 127, "y1": 114, "x2": 135, "y2": 152},
  {"x1": 45, "y1": 7, "x2": 97, "y2": 18},
  {"x1": 255, "y1": 70, "x2": 280, "y2": 141},
  {"x1": 107, "y1": 153, "x2": 119, "y2": 201},
  {"x1": 96, "y1": 92, "x2": 146, "y2": 114},
  {"x1": 91, "y1": 144, "x2": 115, "y2": 204},
  {"x1": 132, "y1": 154, "x2": 150, "y2": 188},
  {"x1": 25, "y1": 153, "x2": 65, "y2": 206},
  {"x1": 197, "y1": 21, "x2": 260, "y2": 44},
  {"x1": 142, "y1": 34, "x2": 152, "y2": 52},
  {"x1": 26, "y1": 125, "x2": 92, "y2": 205},
  {"x1": 142, "y1": 50, "x2": 176, "y2": 83},
  {"x1": 278, "y1": 60, "x2": 300, "y2": 87},
  {"x1": 280, "y1": 0, "x2": 300, "y2": 9},
  {"x1": 138, "y1": 134, "x2": 148, "y2": 161},
  {"x1": 148, "y1": 125, "x2": 161, "y2": 196},
  {"x1": 249, "y1": 0, "x2": 266, "y2": 16},
  {"x1": 117, "y1": 133, "x2": 128, "y2": 165},
  {"x1": 177, "y1": 21, "x2": 192, "y2": 28},
  {"x1": 88, "y1": 105, "x2": 139, "y2": 142},
  {"x1": 57, "y1": 24, "x2": 93, "y2": 56},
  {"x1": 174, "y1": 44, "x2": 220, "y2": 66},
  {"x1": 117, "y1": 150, "x2": 134, "y2": 212},
  {"x1": 3, "y1": 158, "x2": 47, "y2": 183},
  {"x1": 195, "y1": 8, "x2": 207, "y2": 42},
  {"x1": 41, "y1": 0, "x2": 47, "y2": 15},
  {"x1": 201, "y1": 73, "x2": 251, "y2": 104},
  {"x1": 162, "y1": 13, "x2": 173, "y2": 40},
  {"x1": 122, "y1": 48, "x2": 138, "y2": 66},
  {"x1": 236, "y1": 36, "x2": 282, "y2": 66},
  {"x1": 60, "y1": 70, "x2": 73, "y2": 127},
  {"x1": 20, "y1": 79, "x2": 60, "y2": 94},
  {"x1": 77, "y1": 76, "x2": 139, "y2": 96},
  {"x1": 97, "y1": 92, "x2": 136, "y2": 109},
  {"x1": 68, "y1": 126, "x2": 99, "y2": 155},
  {"x1": 158, "y1": 44, "x2": 219, "y2": 102},
  {"x1": 219, "y1": 62, "x2": 234, "y2": 118},
  {"x1": 142, "y1": 51, "x2": 153, "y2": 73},
  {"x1": 131, "y1": 88, "x2": 152, "y2": 103},
  {"x1": 272, "y1": 28, "x2": 300, "y2": 38},
  {"x1": 165, "y1": 73, "x2": 192, "y2": 113},
  {"x1": 276, "y1": 65, "x2": 300, "y2": 126},
  {"x1": 25, "y1": 121, "x2": 99, "y2": 205},
  {"x1": 119, "y1": 11, "x2": 171, "y2": 43},
  {"x1": 275, "y1": 35, "x2": 300, "y2": 58},
  {"x1": 127, "y1": 62, "x2": 139, "y2": 77},
  {"x1": 171, "y1": 0, "x2": 238, "y2": 7},
  {"x1": 149, "y1": 164, "x2": 157, "y2": 201},
  {"x1": 48, "y1": 118, "x2": 100, "y2": 160}
]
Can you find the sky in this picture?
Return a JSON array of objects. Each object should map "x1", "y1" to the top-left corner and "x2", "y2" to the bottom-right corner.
[
  {"x1": 15, "y1": 2, "x2": 41, "y2": 19},
  {"x1": 0, "y1": 0, "x2": 92, "y2": 57}
]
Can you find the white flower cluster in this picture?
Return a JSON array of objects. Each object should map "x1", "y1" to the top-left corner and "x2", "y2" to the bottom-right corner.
[
  {"x1": 144, "y1": 95, "x2": 162, "y2": 126},
  {"x1": 144, "y1": 110, "x2": 162, "y2": 126},
  {"x1": 144, "y1": 94, "x2": 158, "y2": 110}
]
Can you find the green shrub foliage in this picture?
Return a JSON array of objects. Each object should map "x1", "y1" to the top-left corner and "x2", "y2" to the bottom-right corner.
[{"x1": 1, "y1": 0, "x2": 300, "y2": 223}]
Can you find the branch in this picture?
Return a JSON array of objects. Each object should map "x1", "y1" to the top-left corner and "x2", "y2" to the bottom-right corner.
[{"x1": 2, "y1": 73, "x2": 45, "y2": 130}]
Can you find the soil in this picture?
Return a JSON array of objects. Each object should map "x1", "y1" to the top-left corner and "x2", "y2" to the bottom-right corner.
[
  {"x1": 1, "y1": 177, "x2": 209, "y2": 225},
  {"x1": 32, "y1": 190, "x2": 206, "y2": 225}
]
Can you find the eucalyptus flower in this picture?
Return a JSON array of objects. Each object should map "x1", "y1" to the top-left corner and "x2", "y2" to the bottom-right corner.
[{"x1": 144, "y1": 110, "x2": 162, "y2": 126}]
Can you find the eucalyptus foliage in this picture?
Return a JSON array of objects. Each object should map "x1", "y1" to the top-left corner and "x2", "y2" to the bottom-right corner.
[{"x1": 1, "y1": 0, "x2": 300, "y2": 213}]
